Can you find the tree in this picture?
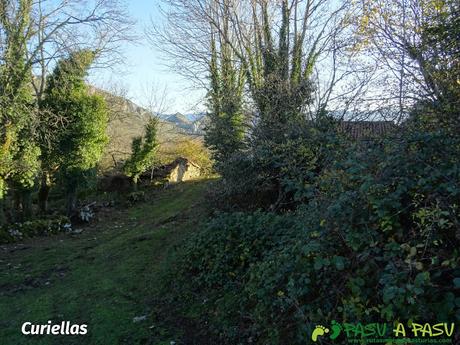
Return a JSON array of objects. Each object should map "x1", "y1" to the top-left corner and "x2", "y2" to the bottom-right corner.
[
  {"x1": 40, "y1": 50, "x2": 109, "y2": 216},
  {"x1": 203, "y1": 0, "x2": 323, "y2": 204},
  {"x1": 0, "y1": 0, "x2": 40, "y2": 224},
  {"x1": 152, "y1": 0, "x2": 349, "y2": 121},
  {"x1": 27, "y1": 0, "x2": 134, "y2": 103},
  {"x1": 417, "y1": 0, "x2": 459, "y2": 128},
  {"x1": 205, "y1": 6, "x2": 246, "y2": 172},
  {"x1": 351, "y1": 0, "x2": 460, "y2": 123},
  {"x1": 124, "y1": 118, "x2": 159, "y2": 189},
  {"x1": 9, "y1": 128, "x2": 41, "y2": 221},
  {"x1": 32, "y1": 0, "x2": 133, "y2": 213},
  {"x1": 152, "y1": 0, "x2": 350, "y2": 205},
  {"x1": 0, "y1": 0, "x2": 133, "y2": 221}
]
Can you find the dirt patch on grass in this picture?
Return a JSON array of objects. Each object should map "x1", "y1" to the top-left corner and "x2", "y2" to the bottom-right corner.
[{"x1": 0, "y1": 265, "x2": 70, "y2": 296}]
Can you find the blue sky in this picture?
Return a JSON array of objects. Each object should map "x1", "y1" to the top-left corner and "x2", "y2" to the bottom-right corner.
[{"x1": 89, "y1": 1, "x2": 205, "y2": 114}]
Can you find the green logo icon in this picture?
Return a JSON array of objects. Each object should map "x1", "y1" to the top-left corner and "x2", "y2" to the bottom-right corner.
[
  {"x1": 311, "y1": 325, "x2": 329, "y2": 342},
  {"x1": 311, "y1": 321, "x2": 342, "y2": 342},
  {"x1": 330, "y1": 320, "x2": 342, "y2": 340}
]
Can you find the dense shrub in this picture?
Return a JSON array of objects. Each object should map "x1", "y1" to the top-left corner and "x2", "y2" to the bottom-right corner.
[
  {"x1": 127, "y1": 191, "x2": 146, "y2": 205},
  {"x1": 216, "y1": 118, "x2": 345, "y2": 210},
  {"x1": 174, "y1": 129, "x2": 460, "y2": 344},
  {"x1": 0, "y1": 216, "x2": 71, "y2": 244}
]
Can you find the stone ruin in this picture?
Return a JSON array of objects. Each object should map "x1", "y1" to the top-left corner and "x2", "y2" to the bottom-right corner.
[
  {"x1": 145, "y1": 157, "x2": 201, "y2": 183},
  {"x1": 99, "y1": 157, "x2": 202, "y2": 192}
]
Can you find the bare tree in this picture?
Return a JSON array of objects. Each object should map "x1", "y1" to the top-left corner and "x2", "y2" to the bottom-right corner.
[
  {"x1": 149, "y1": 0, "x2": 377, "y2": 124},
  {"x1": 27, "y1": 0, "x2": 136, "y2": 102},
  {"x1": 348, "y1": 0, "x2": 459, "y2": 123},
  {"x1": 147, "y1": 0, "x2": 214, "y2": 89}
]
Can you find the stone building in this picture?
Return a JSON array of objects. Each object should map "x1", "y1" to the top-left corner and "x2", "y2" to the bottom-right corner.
[
  {"x1": 145, "y1": 157, "x2": 202, "y2": 184},
  {"x1": 163, "y1": 157, "x2": 202, "y2": 183}
]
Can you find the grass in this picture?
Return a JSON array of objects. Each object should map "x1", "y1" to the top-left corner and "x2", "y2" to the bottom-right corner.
[{"x1": 0, "y1": 180, "x2": 213, "y2": 345}]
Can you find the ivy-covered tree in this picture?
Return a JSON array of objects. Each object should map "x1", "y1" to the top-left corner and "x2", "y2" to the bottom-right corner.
[
  {"x1": 246, "y1": 0, "x2": 315, "y2": 144},
  {"x1": 205, "y1": 29, "x2": 246, "y2": 173},
  {"x1": 124, "y1": 118, "x2": 159, "y2": 189},
  {"x1": 40, "y1": 50, "x2": 109, "y2": 216},
  {"x1": 10, "y1": 129, "x2": 41, "y2": 221},
  {"x1": 0, "y1": 0, "x2": 40, "y2": 224}
]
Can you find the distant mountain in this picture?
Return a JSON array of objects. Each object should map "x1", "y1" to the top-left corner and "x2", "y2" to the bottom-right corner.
[
  {"x1": 167, "y1": 112, "x2": 192, "y2": 128},
  {"x1": 163, "y1": 112, "x2": 206, "y2": 135},
  {"x1": 186, "y1": 112, "x2": 206, "y2": 122}
]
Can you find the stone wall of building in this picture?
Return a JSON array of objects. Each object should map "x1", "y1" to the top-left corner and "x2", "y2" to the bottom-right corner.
[{"x1": 167, "y1": 158, "x2": 201, "y2": 183}]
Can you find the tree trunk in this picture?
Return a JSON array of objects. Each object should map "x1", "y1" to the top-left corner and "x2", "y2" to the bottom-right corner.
[
  {"x1": 66, "y1": 186, "x2": 78, "y2": 218},
  {"x1": 12, "y1": 190, "x2": 22, "y2": 222},
  {"x1": 65, "y1": 170, "x2": 80, "y2": 218},
  {"x1": 133, "y1": 176, "x2": 139, "y2": 191},
  {"x1": 38, "y1": 174, "x2": 51, "y2": 214},
  {"x1": 11, "y1": 188, "x2": 34, "y2": 222},
  {"x1": 0, "y1": 198, "x2": 6, "y2": 226},
  {"x1": 21, "y1": 190, "x2": 33, "y2": 220}
]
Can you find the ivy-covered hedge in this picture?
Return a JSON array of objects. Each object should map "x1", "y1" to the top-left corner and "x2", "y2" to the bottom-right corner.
[
  {"x1": 0, "y1": 216, "x2": 71, "y2": 244},
  {"x1": 168, "y1": 129, "x2": 460, "y2": 344}
]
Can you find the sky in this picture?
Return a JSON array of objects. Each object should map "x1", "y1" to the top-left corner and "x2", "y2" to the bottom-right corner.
[{"x1": 89, "y1": 1, "x2": 205, "y2": 114}]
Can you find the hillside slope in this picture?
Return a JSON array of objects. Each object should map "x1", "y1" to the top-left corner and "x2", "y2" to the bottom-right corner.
[{"x1": 95, "y1": 89, "x2": 207, "y2": 171}]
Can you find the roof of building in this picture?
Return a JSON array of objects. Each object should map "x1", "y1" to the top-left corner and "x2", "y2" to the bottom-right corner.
[{"x1": 338, "y1": 121, "x2": 397, "y2": 140}]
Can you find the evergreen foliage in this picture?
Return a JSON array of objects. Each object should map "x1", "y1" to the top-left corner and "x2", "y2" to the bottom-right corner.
[
  {"x1": 124, "y1": 118, "x2": 159, "y2": 187},
  {"x1": 205, "y1": 36, "x2": 246, "y2": 172},
  {"x1": 0, "y1": 0, "x2": 39, "y2": 223},
  {"x1": 40, "y1": 50, "x2": 109, "y2": 215}
]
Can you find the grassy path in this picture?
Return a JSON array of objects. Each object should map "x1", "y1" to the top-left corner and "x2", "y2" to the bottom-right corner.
[{"x1": 0, "y1": 180, "x2": 211, "y2": 345}]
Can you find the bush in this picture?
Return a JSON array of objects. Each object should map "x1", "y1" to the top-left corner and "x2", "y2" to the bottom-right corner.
[
  {"x1": 0, "y1": 216, "x2": 71, "y2": 244},
  {"x1": 127, "y1": 191, "x2": 146, "y2": 205},
  {"x1": 215, "y1": 118, "x2": 345, "y2": 210},
  {"x1": 171, "y1": 128, "x2": 460, "y2": 344},
  {"x1": 158, "y1": 138, "x2": 213, "y2": 175}
]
